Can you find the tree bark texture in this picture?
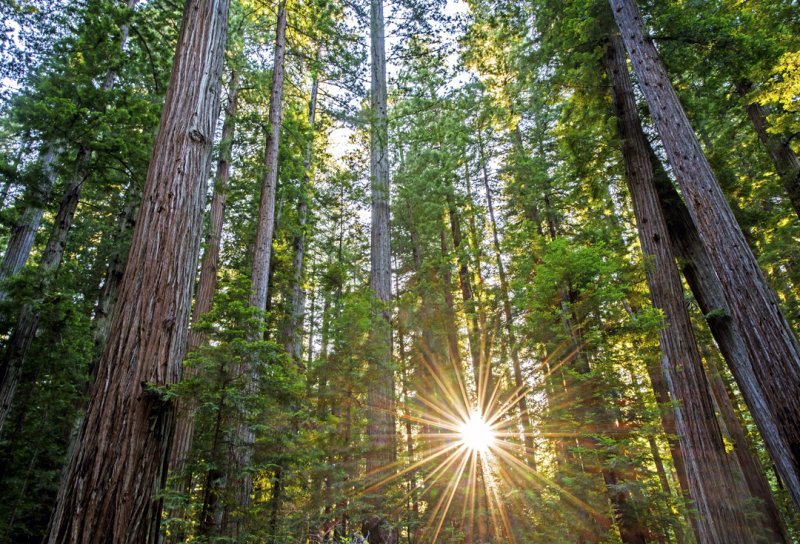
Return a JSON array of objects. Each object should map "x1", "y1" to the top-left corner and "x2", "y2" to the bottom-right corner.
[
  {"x1": 45, "y1": 0, "x2": 229, "y2": 540},
  {"x1": 604, "y1": 32, "x2": 756, "y2": 543},
  {"x1": 365, "y1": 0, "x2": 395, "y2": 541},
  {"x1": 249, "y1": 3, "x2": 287, "y2": 314},
  {"x1": 366, "y1": 0, "x2": 395, "y2": 476},
  {"x1": 609, "y1": 0, "x2": 800, "y2": 513},
  {"x1": 171, "y1": 69, "x2": 241, "y2": 474},
  {"x1": 651, "y1": 140, "x2": 800, "y2": 536}
]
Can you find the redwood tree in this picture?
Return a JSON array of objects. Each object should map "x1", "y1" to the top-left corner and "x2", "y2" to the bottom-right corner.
[
  {"x1": 45, "y1": 0, "x2": 230, "y2": 540},
  {"x1": 604, "y1": 31, "x2": 757, "y2": 542},
  {"x1": 609, "y1": 0, "x2": 800, "y2": 512}
]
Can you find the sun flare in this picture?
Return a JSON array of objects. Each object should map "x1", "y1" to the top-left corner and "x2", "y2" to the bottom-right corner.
[{"x1": 459, "y1": 412, "x2": 496, "y2": 453}]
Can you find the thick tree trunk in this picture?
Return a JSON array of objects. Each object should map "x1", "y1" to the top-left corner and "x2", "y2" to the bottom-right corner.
[
  {"x1": 604, "y1": 32, "x2": 756, "y2": 543},
  {"x1": 735, "y1": 79, "x2": 800, "y2": 220},
  {"x1": 170, "y1": 69, "x2": 241, "y2": 475},
  {"x1": 0, "y1": 145, "x2": 58, "y2": 301},
  {"x1": 650, "y1": 146, "x2": 795, "y2": 539},
  {"x1": 610, "y1": 0, "x2": 800, "y2": 512},
  {"x1": 279, "y1": 72, "x2": 318, "y2": 364},
  {"x1": 45, "y1": 0, "x2": 229, "y2": 540},
  {"x1": 365, "y1": 0, "x2": 395, "y2": 540}
]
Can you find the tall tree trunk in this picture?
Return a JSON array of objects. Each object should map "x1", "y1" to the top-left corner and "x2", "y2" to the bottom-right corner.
[
  {"x1": 0, "y1": 0, "x2": 143, "y2": 426},
  {"x1": 604, "y1": 32, "x2": 756, "y2": 543},
  {"x1": 735, "y1": 79, "x2": 800, "y2": 220},
  {"x1": 0, "y1": 145, "x2": 58, "y2": 301},
  {"x1": 45, "y1": 0, "x2": 229, "y2": 540},
  {"x1": 610, "y1": 0, "x2": 800, "y2": 512},
  {"x1": 237, "y1": 1, "x2": 287, "y2": 521},
  {"x1": 364, "y1": 0, "x2": 395, "y2": 540},
  {"x1": 170, "y1": 68, "x2": 241, "y2": 478},
  {"x1": 279, "y1": 70, "x2": 319, "y2": 364},
  {"x1": 0, "y1": 147, "x2": 89, "y2": 433},
  {"x1": 704, "y1": 352, "x2": 790, "y2": 543},
  {"x1": 250, "y1": 2, "x2": 287, "y2": 315}
]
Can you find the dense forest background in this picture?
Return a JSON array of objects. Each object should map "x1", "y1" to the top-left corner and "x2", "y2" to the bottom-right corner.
[{"x1": 1, "y1": 0, "x2": 799, "y2": 542}]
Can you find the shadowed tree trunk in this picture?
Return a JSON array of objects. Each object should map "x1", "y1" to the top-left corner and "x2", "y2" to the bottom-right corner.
[
  {"x1": 364, "y1": 0, "x2": 396, "y2": 541},
  {"x1": 0, "y1": 0, "x2": 140, "y2": 303},
  {"x1": 0, "y1": 0, "x2": 142, "y2": 430},
  {"x1": 0, "y1": 147, "x2": 89, "y2": 432},
  {"x1": 604, "y1": 31, "x2": 756, "y2": 543},
  {"x1": 45, "y1": 0, "x2": 230, "y2": 540},
  {"x1": 610, "y1": 0, "x2": 800, "y2": 512}
]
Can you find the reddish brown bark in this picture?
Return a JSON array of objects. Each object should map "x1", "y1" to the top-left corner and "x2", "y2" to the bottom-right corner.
[
  {"x1": 604, "y1": 31, "x2": 756, "y2": 542},
  {"x1": 170, "y1": 69, "x2": 241, "y2": 474},
  {"x1": 45, "y1": 0, "x2": 230, "y2": 540},
  {"x1": 610, "y1": 0, "x2": 800, "y2": 513}
]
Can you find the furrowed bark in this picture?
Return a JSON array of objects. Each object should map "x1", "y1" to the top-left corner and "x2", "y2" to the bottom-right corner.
[
  {"x1": 45, "y1": 0, "x2": 229, "y2": 540},
  {"x1": 651, "y1": 135, "x2": 797, "y2": 539},
  {"x1": 171, "y1": 68, "x2": 241, "y2": 475},
  {"x1": 364, "y1": 0, "x2": 395, "y2": 540},
  {"x1": 610, "y1": 0, "x2": 800, "y2": 512},
  {"x1": 604, "y1": 32, "x2": 756, "y2": 543}
]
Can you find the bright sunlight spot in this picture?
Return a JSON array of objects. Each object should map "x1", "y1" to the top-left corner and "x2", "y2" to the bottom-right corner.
[{"x1": 459, "y1": 412, "x2": 496, "y2": 453}]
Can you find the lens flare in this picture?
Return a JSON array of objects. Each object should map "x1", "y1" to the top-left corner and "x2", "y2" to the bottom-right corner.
[{"x1": 459, "y1": 412, "x2": 495, "y2": 453}]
